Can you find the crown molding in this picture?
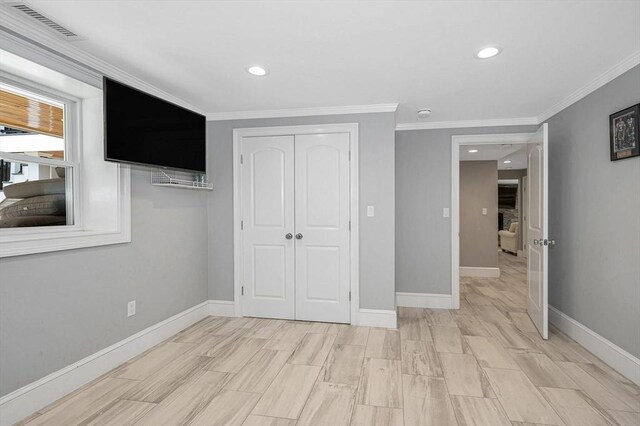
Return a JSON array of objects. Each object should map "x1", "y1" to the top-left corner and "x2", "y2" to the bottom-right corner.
[
  {"x1": 3, "y1": 2, "x2": 636, "y2": 129},
  {"x1": 0, "y1": 6, "x2": 205, "y2": 115},
  {"x1": 395, "y1": 117, "x2": 538, "y2": 131},
  {"x1": 538, "y1": 50, "x2": 640, "y2": 123},
  {"x1": 206, "y1": 103, "x2": 399, "y2": 121}
]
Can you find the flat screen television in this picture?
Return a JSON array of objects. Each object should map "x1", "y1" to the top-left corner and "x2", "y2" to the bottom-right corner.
[
  {"x1": 498, "y1": 184, "x2": 518, "y2": 209},
  {"x1": 104, "y1": 77, "x2": 206, "y2": 172}
]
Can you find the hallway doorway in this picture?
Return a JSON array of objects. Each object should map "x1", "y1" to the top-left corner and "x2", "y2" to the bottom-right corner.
[{"x1": 452, "y1": 127, "x2": 550, "y2": 339}]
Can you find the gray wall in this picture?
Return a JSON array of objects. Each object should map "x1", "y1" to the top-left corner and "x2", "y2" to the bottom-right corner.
[
  {"x1": 395, "y1": 125, "x2": 537, "y2": 295},
  {"x1": 548, "y1": 65, "x2": 640, "y2": 357},
  {"x1": 498, "y1": 169, "x2": 527, "y2": 180},
  {"x1": 460, "y1": 161, "x2": 498, "y2": 268},
  {"x1": 207, "y1": 112, "x2": 396, "y2": 311},
  {"x1": 0, "y1": 168, "x2": 209, "y2": 396}
]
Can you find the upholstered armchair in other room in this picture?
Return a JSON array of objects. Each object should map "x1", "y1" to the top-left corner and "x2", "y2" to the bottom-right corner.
[{"x1": 499, "y1": 222, "x2": 519, "y2": 254}]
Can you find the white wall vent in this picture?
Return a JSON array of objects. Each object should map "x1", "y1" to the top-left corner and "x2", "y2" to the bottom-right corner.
[{"x1": 9, "y1": 3, "x2": 82, "y2": 40}]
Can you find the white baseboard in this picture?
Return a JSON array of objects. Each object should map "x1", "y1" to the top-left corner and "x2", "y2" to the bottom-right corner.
[
  {"x1": 0, "y1": 301, "x2": 210, "y2": 426},
  {"x1": 549, "y1": 306, "x2": 640, "y2": 386},
  {"x1": 460, "y1": 267, "x2": 501, "y2": 278},
  {"x1": 396, "y1": 292, "x2": 453, "y2": 309},
  {"x1": 357, "y1": 308, "x2": 397, "y2": 329},
  {"x1": 208, "y1": 299, "x2": 236, "y2": 317},
  {"x1": 0, "y1": 299, "x2": 402, "y2": 424}
]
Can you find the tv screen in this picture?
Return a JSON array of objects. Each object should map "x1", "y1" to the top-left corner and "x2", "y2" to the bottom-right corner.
[
  {"x1": 104, "y1": 77, "x2": 206, "y2": 172},
  {"x1": 498, "y1": 184, "x2": 518, "y2": 209}
]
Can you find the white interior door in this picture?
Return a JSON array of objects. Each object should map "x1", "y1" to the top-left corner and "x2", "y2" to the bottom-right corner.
[
  {"x1": 241, "y1": 135, "x2": 295, "y2": 320},
  {"x1": 294, "y1": 133, "x2": 351, "y2": 323},
  {"x1": 526, "y1": 124, "x2": 549, "y2": 339}
]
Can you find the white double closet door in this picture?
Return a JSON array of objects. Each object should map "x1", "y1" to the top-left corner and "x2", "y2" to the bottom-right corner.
[{"x1": 241, "y1": 132, "x2": 351, "y2": 323}]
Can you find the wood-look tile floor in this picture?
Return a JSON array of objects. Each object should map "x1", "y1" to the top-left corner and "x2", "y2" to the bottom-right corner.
[{"x1": 19, "y1": 252, "x2": 640, "y2": 425}]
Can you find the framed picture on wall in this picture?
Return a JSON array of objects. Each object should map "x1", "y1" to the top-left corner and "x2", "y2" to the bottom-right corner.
[{"x1": 609, "y1": 104, "x2": 639, "y2": 161}]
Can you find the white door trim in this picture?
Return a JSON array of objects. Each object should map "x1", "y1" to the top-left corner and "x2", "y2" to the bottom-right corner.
[
  {"x1": 451, "y1": 132, "x2": 534, "y2": 309},
  {"x1": 233, "y1": 123, "x2": 360, "y2": 325}
]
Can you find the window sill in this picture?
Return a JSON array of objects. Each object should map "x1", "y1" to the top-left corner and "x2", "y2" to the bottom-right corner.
[
  {"x1": 0, "y1": 229, "x2": 131, "y2": 257},
  {"x1": 0, "y1": 166, "x2": 131, "y2": 258}
]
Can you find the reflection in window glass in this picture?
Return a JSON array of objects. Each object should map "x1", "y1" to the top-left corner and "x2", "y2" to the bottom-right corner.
[
  {"x1": 0, "y1": 125, "x2": 65, "y2": 159},
  {"x1": 0, "y1": 84, "x2": 71, "y2": 228},
  {"x1": 0, "y1": 162, "x2": 72, "y2": 228},
  {"x1": 0, "y1": 85, "x2": 65, "y2": 159}
]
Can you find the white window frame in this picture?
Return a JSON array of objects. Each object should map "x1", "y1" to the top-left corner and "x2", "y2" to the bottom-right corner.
[
  {"x1": 1, "y1": 77, "x2": 82, "y2": 232},
  {"x1": 0, "y1": 39, "x2": 131, "y2": 258}
]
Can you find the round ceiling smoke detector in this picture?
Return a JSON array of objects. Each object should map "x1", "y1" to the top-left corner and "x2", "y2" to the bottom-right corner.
[{"x1": 417, "y1": 109, "x2": 432, "y2": 119}]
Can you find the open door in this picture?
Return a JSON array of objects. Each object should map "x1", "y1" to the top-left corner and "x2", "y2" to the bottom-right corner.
[{"x1": 526, "y1": 123, "x2": 549, "y2": 339}]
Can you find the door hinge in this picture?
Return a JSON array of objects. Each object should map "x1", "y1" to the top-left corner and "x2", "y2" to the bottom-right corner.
[
  {"x1": 348, "y1": 151, "x2": 351, "y2": 161},
  {"x1": 240, "y1": 154, "x2": 243, "y2": 165},
  {"x1": 241, "y1": 286, "x2": 244, "y2": 296},
  {"x1": 348, "y1": 221, "x2": 351, "y2": 231},
  {"x1": 349, "y1": 291, "x2": 351, "y2": 301},
  {"x1": 241, "y1": 220, "x2": 244, "y2": 230}
]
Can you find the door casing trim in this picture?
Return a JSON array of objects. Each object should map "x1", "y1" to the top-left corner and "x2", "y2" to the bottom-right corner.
[{"x1": 232, "y1": 123, "x2": 360, "y2": 325}]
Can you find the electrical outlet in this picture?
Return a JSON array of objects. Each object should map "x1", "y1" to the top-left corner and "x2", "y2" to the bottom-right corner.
[
  {"x1": 127, "y1": 300, "x2": 136, "y2": 317},
  {"x1": 482, "y1": 208, "x2": 488, "y2": 216}
]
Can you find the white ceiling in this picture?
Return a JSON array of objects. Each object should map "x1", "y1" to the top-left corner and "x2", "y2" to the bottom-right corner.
[
  {"x1": 460, "y1": 144, "x2": 527, "y2": 170},
  {"x1": 14, "y1": 1, "x2": 640, "y2": 125}
]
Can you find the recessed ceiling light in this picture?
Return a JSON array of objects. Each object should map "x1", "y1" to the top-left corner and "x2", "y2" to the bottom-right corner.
[
  {"x1": 247, "y1": 65, "x2": 268, "y2": 76},
  {"x1": 468, "y1": 149, "x2": 478, "y2": 153},
  {"x1": 503, "y1": 160, "x2": 512, "y2": 164},
  {"x1": 476, "y1": 46, "x2": 502, "y2": 59}
]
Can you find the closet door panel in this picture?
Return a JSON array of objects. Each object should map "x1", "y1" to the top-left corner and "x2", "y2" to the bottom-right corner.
[
  {"x1": 241, "y1": 135, "x2": 295, "y2": 319},
  {"x1": 294, "y1": 133, "x2": 351, "y2": 323}
]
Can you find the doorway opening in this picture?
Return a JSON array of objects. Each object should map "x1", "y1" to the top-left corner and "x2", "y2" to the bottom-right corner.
[{"x1": 451, "y1": 128, "x2": 549, "y2": 339}]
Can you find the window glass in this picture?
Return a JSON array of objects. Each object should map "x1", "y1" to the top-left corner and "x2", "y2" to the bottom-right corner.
[
  {"x1": 0, "y1": 125, "x2": 65, "y2": 159},
  {"x1": 0, "y1": 86, "x2": 65, "y2": 159},
  {"x1": 0, "y1": 85, "x2": 72, "y2": 228},
  {"x1": 0, "y1": 161, "x2": 72, "y2": 228}
]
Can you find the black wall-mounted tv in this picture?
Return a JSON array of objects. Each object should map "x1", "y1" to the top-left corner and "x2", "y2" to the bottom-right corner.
[
  {"x1": 498, "y1": 184, "x2": 518, "y2": 209},
  {"x1": 104, "y1": 77, "x2": 206, "y2": 172}
]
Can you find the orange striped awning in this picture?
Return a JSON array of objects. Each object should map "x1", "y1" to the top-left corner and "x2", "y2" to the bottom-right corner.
[{"x1": 0, "y1": 89, "x2": 64, "y2": 138}]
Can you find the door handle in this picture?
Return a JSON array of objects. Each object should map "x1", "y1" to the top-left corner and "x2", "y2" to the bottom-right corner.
[
  {"x1": 285, "y1": 233, "x2": 293, "y2": 240},
  {"x1": 533, "y1": 239, "x2": 556, "y2": 246},
  {"x1": 295, "y1": 233, "x2": 303, "y2": 240}
]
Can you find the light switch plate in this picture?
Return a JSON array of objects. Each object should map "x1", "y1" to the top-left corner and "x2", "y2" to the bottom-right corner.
[
  {"x1": 482, "y1": 208, "x2": 488, "y2": 216},
  {"x1": 443, "y1": 207, "x2": 450, "y2": 218},
  {"x1": 127, "y1": 300, "x2": 136, "y2": 317},
  {"x1": 367, "y1": 206, "x2": 375, "y2": 217}
]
